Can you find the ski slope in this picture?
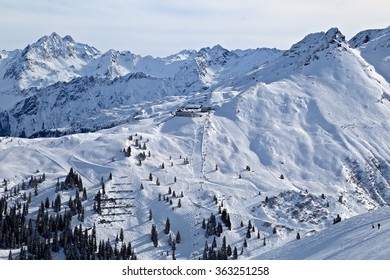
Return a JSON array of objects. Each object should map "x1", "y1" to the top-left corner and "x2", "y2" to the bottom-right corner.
[{"x1": 256, "y1": 206, "x2": 390, "y2": 259}]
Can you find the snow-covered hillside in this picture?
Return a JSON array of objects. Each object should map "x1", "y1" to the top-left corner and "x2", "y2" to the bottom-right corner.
[
  {"x1": 1, "y1": 26, "x2": 390, "y2": 260},
  {"x1": 256, "y1": 206, "x2": 390, "y2": 260}
]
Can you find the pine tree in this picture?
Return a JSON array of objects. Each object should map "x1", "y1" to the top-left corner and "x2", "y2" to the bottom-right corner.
[
  {"x1": 171, "y1": 240, "x2": 176, "y2": 251},
  {"x1": 45, "y1": 197, "x2": 50, "y2": 209},
  {"x1": 149, "y1": 209, "x2": 153, "y2": 221},
  {"x1": 221, "y1": 236, "x2": 227, "y2": 251},
  {"x1": 172, "y1": 250, "x2": 176, "y2": 260},
  {"x1": 127, "y1": 146, "x2": 131, "y2": 157},
  {"x1": 211, "y1": 236, "x2": 217, "y2": 249},
  {"x1": 246, "y1": 227, "x2": 251, "y2": 239},
  {"x1": 120, "y1": 228, "x2": 124, "y2": 242},
  {"x1": 82, "y1": 187, "x2": 87, "y2": 201},
  {"x1": 54, "y1": 194, "x2": 61, "y2": 213},
  {"x1": 176, "y1": 231, "x2": 181, "y2": 244},
  {"x1": 151, "y1": 225, "x2": 158, "y2": 247},
  {"x1": 164, "y1": 218, "x2": 171, "y2": 234},
  {"x1": 233, "y1": 247, "x2": 238, "y2": 259},
  {"x1": 227, "y1": 245, "x2": 232, "y2": 257},
  {"x1": 203, "y1": 241, "x2": 209, "y2": 260},
  {"x1": 101, "y1": 182, "x2": 105, "y2": 195}
]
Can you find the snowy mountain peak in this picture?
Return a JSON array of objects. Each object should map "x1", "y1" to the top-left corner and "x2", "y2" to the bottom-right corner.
[
  {"x1": 325, "y1": 27, "x2": 347, "y2": 44},
  {"x1": 27, "y1": 32, "x2": 100, "y2": 60},
  {"x1": 164, "y1": 49, "x2": 198, "y2": 62},
  {"x1": 63, "y1": 34, "x2": 75, "y2": 43},
  {"x1": 0, "y1": 33, "x2": 101, "y2": 91},
  {"x1": 349, "y1": 26, "x2": 390, "y2": 48},
  {"x1": 349, "y1": 26, "x2": 390, "y2": 83},
  {"x1": 288, "y1": 27, "x2": 347, "y2": 55},
  {"x1": 198, "y1": 44, "x2": 235, "y2": 61}
]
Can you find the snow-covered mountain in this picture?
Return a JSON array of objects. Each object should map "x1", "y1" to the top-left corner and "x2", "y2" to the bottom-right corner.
[
  {"x1": 0, "y1": 32, "x2": 100, "y2": 93},
  {"x1": 349, "y1": 26, "x2": 390, "y2": 83},
  {"x1": 1, "y1": 27, "x2": 390, "y2": 260},
  {"x1": 0, "y1": 36, "x2": 282, "y2": 137}
]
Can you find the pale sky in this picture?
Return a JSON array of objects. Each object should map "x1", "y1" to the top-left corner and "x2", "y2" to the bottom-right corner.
[{"x1": 0, "y1": 0, "x2": 389, "y2": 57}]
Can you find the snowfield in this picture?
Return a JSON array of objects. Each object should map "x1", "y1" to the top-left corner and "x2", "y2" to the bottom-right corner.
[{"x1": 1, "y1": 26, "x2": 390, "y2": 260}]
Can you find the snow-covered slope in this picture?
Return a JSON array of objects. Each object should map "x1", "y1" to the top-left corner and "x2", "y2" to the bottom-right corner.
[
  {"x1": 256, "y1": 206, "x2": 390, "y2": 259},
  {"x1": 349, "y1": 26, "x2": 390, "y2": 83},
  {"x1": 1, "y1": 27, "x2": 390, "y2": 260}
]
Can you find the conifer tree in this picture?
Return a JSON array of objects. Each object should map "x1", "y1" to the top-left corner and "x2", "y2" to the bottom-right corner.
[
  {"x1": 203, "y1": 241, "x2": 208, "y2": 260},
  {"x1": 82, "y1": 187, "x2": 87, "y2": 201},
  {"x1": 120, "y1": 228, "x2": 124, "y2": 242},
  {"x1": 151, "y1": 225, "x2": 158, "y2": 247},
  {"x1": 212, "y1": 236, "x2": 217, "y2": 249},
  {"x1": 176, "y1": 231, "x2": 181, "y2": 244},
  {"x1": 233, "y1": 247, "x2": 238, "y2": 260},
  {"x1": 164, "y1": 218, "x2": 171, "y2": 234},
  {"x1": 101, "y1": 182, "x2": 105, "y2": 195},
  {"x1": 45, "y1": 197, "x2": 50, "y2": 209},
  {"x1": 246, "y1": 227, "x2": 251, "y2": 239},
  {"x1": 227, "y1": 244, "x2": 232, "y2": 257}
]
